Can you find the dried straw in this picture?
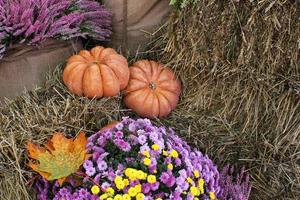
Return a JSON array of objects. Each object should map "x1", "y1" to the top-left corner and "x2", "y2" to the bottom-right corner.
[
  {"x1": 0, "y1": 66, "x2": 124, "y2": 200},
  {"x1": 152, "y1": 0, "x2": 300, "y2": 199}
]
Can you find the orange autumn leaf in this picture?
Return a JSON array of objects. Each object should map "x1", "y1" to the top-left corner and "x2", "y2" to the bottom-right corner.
[{"x1": 27, "y1": 132, "x2": 89, "y2": 185}]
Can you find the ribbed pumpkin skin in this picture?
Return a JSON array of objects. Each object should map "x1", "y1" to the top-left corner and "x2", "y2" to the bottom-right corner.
[
  {"x1": 63, "y1": 46, "x2": 129, "y2": 98},
  {"x1": 124, "y1": 60, "x2": 181, "y2": 118}
]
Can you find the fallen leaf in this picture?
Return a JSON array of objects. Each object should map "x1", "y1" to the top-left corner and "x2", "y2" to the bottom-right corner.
[{"x1": 27, "y1": 132, "x2": 89, "y2": 185}]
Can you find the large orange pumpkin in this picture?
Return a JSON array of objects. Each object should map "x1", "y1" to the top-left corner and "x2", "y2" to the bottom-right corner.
[
  {"x1": 63, "y1": 46, "x2": 129, "y2": 98},
  {"x1": 124, "y1": 60, "x2": 181, "y2": 118}
]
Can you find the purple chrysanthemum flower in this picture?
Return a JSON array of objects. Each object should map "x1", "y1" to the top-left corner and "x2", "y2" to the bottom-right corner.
[
  {"x1": 34, "y1": 117, "x2": 251, "y2": 200},
  {"x1": 85, "y1": 166, "x2": 96, "y2": 177},
  {"x1": 97, "y1": 159, "x2": 107, "y2": 171}
]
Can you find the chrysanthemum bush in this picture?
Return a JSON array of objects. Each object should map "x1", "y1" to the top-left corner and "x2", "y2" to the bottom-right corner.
[
  {"x1": 0, "y1": 0, "x2": 111, "y2": 59},
  {"x1": 34, "y1": 118, "x2": 251, "y2": 200}
]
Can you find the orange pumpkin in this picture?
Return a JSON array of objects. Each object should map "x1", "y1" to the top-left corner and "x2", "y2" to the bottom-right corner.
[
  {"x1": 124, "y1": 60, "x2": 181, "y2": 118},
  {"x1": 63, "y1": 46, "x2": 129, "y2": 98}
]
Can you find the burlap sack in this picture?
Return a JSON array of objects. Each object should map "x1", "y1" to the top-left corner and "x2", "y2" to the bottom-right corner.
[
  {"x1": 103, "y1": 0, "x2": 171, "y2": 55},
  {"x1": 0, "y1": 39, "x2": 82, "y2": 102}
]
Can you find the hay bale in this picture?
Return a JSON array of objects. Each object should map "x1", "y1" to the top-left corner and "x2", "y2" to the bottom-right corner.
[
  {"x1": 155, "y1": 0, "x2": 300, "y2": 199},
  {"x1": 0, "y1": 66, "x2": 124, "y2": 199}
]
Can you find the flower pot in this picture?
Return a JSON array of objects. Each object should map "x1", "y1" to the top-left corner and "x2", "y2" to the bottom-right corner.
[{"x1": 0, "y1": 39, "x2": 82, "y2": 103}]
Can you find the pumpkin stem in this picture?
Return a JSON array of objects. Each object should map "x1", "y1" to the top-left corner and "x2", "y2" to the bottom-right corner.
[
  {"x1": 149, "y1": 82, "x2": 157, "y2": 90},
  {"x1": 90, "y1": 61, "x2": 99, "y2": 65}
]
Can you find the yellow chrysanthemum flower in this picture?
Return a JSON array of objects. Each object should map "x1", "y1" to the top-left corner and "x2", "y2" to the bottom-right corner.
[
  {"x1": 142, "y1": 150, "x2": 150, "y2": 158},
  {"x1": 116, "y1": 181, "x2": 125, "y2": 190},
  {"x1": 187, "y1": 177, "x2": 194, "y2": 184},
  {"x1": 123, "y1": 194, "x2": 131, "y2": 200},
  {"x1": 143, "y1": 158, "x2": 151, "y2": 166},
  {"x1": 190, "y1": 186, "x2": 200, "y2": 196},
  {"x1": 156, "y1": 198, "x2": 162, "y2": 200},
  {"x1": 123, "y1": 178, "x2": 130, "y2": 186},
  {"x1": 106, "y1": 187, "x2": 115, "y2": 195},
  {"x1": 209, "y1": 192, "x2": 216, "y2": 200},
  {"x1": 107, "y1": 198, "x2": 113, "y2": 200},
  {"x1": 147, "y1": 175, "x2": 157, "y2": 184},
  {"x1": 114, "y1": 194, "x2": 123, "y2": 200},
  {"x1": 136, "y1": 193, "x2": 145, "y2": 200},
  {"x1": 162, "y1": 150, "x2": 168, "y2": 156},
  {"x1": 91, "y1": 185, "x2": 100, "y2": 195},
  {"x1": 125, "y1": 168, "x2": 135, "y2": 178},
  {"x1": 194, "y1": 198, "x2": 199, "y2": 200},
  {"x1": 198, "y1": 178, "x2": 205, "y2": 194},
  {"x1": 193, "y1": 170, "x2": 200, "y2": 178},
  {"x1": 137, "y1": 170, "x2": 147, "y2": 180},
  {"x1": 167, "y1": 163, "x2": 173, "y2": 170},
  {"x1": 114, "y1": 176, "x2": 123, "y2": 184},
  {"x1": 100, "y1": 194, "x2": 109, "y2": 200},
  {"x1": 151, "y1": 144, "x2": 160, "y2": 151},
  {"x1": 128, "y1": 187, "x2": 138, "y2": 197},
  {"x1": 170, "y1": 150, "x2": 179, "y2": 158},
  {"x1": 135, "y1": 184, "x2": 142, "y2": 193}
]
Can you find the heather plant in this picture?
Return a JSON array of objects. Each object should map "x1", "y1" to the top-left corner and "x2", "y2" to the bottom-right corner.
[
  {"x1": 0, "y1": 0, "x2": 112, "y2": 59},
  {"x1": 33, "y1": 117, "x2": 251, "y2": 200},
  {"x1": 219, "y1": 165, "x2": 252, "y2": 200}
]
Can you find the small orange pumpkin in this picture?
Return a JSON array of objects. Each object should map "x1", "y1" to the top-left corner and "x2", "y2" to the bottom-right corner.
[
  {"x1": 100, "y1": 121, "x2": 119, "y2": 132},
  {"x1": 63, "y1": 46, "x2": 129, "y2": 98},
  {"x1": 124, "y1": 60, "x2": 181, "y2": 118}
]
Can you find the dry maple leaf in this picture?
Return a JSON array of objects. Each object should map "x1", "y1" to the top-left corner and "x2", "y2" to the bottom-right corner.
[{"x1": 27, "y1": 132, "x2": 89, "y2": 185}]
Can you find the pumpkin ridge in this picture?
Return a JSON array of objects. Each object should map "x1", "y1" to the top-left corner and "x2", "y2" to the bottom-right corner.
[
  {"x1": 128, "y1": 77, "x2": 148, "y2": 84},
  {"x1": 125, "y1": 80, "x2": 148, "y2": 94},
  {"x1": 156, "y1": 91, "x2": 173, "y2": 114},
  {"x1": 143, "y1": 90, "x2": 157, "y2": 117},
  {"x1": 64, "y1": 63, "x2": 87, "y2": 86},
  {"x1": 158, "y1": 90, "x2": 179, "y2": 109},
  {"x1": 130, "y1": 67, "x2": 149, "y2": 83},
  {"x1": 157, "y1": 84, "x2": 180, "y2": 96},
  {"x1": 91, "y1": 46, "x2": 104, "y2": 59},
  {"x1": 149, "y1": 61, "x2": 163, "y2": 82},
  {"x1": 99, "y1": 64, "x2": 120, "y2": 97},
  {"x1": 101, "y1": 63, "x2": 120, "y2": 86},
  {"x1": 82, "y1": 64, "x2": 103, "y2": 97},
  {"x1": 156, "y1": 65, "x2": 165, "y2": 82},
  {"x1": 79, "y1": 50, "x2": 93, "y2": 61},
  {"x1": 67, "y1": 64, "x2": 87, "y2": 95},
  {"x1": 104, "y1": 55, "x2": 129, "y2": 89},
  {"x1": 153, "y1": 92, "x2": 162, "y2": 117},
  {"x1": 135, "y1": 64, "x2": 152, "y2": 83}
]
